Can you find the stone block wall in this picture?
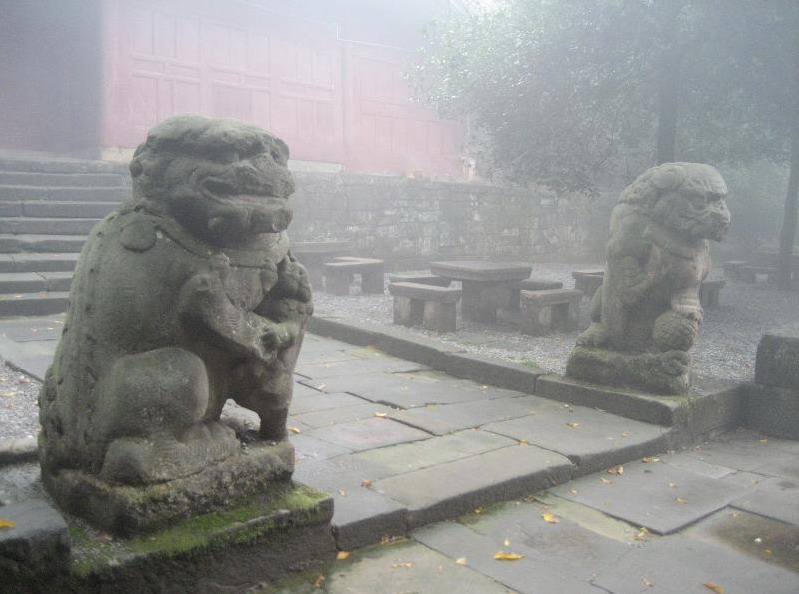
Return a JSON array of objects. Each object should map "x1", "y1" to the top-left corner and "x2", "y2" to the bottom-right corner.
[{"x1": 290, "y1": 172, "x2": 599, "y2": 267}]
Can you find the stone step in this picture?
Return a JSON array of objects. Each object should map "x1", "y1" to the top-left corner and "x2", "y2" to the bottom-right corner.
[
  {"x1": 0, "y1": 271, "x2": 73, "y2": 294},
  {"x1": 0, "y1": 253, "x2": 80, "y2": 273},
  {"x1": 0, "y1": 201, "x2": 119, "y2": 219},
  {"x1": 0, "y1": 172, "x2": 127, "y2": 187},
  {"x1": 0, "y1": 217, "x2": 100, "y2": 236},
  {"x1": 0, "y1": 157, "x2": 128, "y2": 175},
  {"x1": 0, "y1": 186, "x2": 129, "y2": 202},
  {"x1": 0, "y1": 291, "x2": 70, "y2": 317},
  {"x1": 0, "y1": 234, "x2": 88, "y2": 254}
]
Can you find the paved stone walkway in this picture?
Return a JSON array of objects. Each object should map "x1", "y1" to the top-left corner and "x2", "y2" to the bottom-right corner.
[{"x1": 0, "y1": 320, "x2": 797, "y2": 592}]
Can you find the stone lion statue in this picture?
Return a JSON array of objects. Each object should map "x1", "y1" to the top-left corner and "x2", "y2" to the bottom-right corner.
[
  {"x1": 39, "y1": 115, "x2": 312, "y2": 531},
  {"x1": 566, "y1": 162, "x2": 730, "y2": 394}
]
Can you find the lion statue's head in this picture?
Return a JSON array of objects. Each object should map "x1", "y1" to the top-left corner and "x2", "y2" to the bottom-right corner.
[
  {"x1": 619, "y1": 162, "x2": 730, "y2": 242},
  {"x1": 129, "y1": 114, "x2": 295, "y2": 246}
]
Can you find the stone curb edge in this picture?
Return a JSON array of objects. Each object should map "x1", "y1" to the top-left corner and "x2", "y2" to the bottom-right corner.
[
  {"x1": 308, "y1": 315, "x2": 546, "y2": 394},
  {"x1": 0, "y1": 436, "x2": 38, "y2": 466}
]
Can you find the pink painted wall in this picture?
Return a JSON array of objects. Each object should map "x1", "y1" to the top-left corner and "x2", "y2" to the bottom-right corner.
[{"x1": 100, "y1": 0, "x2": 464, "y2": 177}]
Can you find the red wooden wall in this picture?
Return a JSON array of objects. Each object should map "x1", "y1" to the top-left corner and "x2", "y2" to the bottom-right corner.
[{"x1": 100, "y1": 0, "x2": 464, "y2": 177}]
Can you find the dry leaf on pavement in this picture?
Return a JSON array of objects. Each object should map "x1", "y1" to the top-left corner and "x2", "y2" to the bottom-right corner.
[
  {"x1": 494, "y1": 551, "x2": 524, "y2": 561},
  {"x1": 541, "y1": 512, "x2": 560, "y2": 524},
  {"x1": 0, "y1": 519, "x2": 17, "y2": 529},
  {"x1": 607, "y1": 465, "x2": 624, "y2": 475},
  {"x1": 336, "y1": 551, "x2": 350, "y2": 560},
  {"x1": 703, "y1": 581, "x2": 725, "y2": 593}
]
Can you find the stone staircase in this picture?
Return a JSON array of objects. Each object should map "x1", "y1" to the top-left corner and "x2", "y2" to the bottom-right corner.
[{"x1": 0, "y1": 157, "x2": 130, "y2": 317}]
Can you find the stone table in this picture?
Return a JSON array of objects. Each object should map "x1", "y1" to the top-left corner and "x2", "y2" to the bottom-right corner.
[
  {"x1": 292, "y1": 240, "x2": 350, "y2": 287},
  {"x1": 429, "y1": 261, "x2": 532, "y2": 323}
]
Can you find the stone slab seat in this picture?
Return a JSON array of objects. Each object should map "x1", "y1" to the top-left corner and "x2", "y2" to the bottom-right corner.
[
  {"x1": 506, "y1": 278, "x2": 564, "y2": 312},
  {"x1": 291, "y1": 241, "x2": 350, "y2": 287},
  {"x1": 699, "y1": 278, "x2": 725, "y2": 308},
  {"x1": 520, "y1": 288, "x2": 582, "y2": 336},
  {"x1": 387, "y1": 273, "x2": 451, "y2": 287},
  {"x1": 388, "y1": 281, "x2": 462, "y2": 333},
  {"x1": 737, "y1": 264, "x2": 778, "y2": 283},
  {"x1": 571, "y1": 269, "x2": 604, "y2": 297},
  {"x1": 324, "y1": 257, "x2": 385, "y2": 295}
]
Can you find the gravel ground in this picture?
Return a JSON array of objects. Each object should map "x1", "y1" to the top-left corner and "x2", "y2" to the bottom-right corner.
[
  {"x1": 1, "y1": 263, "x2": 797, "y2": 441},
  {"x1": 314, "y1": 263, "x2": 799, "y2": 385}
]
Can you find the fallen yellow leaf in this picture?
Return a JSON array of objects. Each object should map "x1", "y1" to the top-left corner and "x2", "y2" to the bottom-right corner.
[
  {"x1": 566, "y1": 422, "x2": 580, "y2": 428},
  {"x1": 703, "y1": 581, "x2": 725, "y2": 594},
  {"x1": 600, "y1": 478, "x2": 612, "y2": 484},
  {"x1": 541, "y1": 512, "x2": 560, "y2": 524},
  {"x1": 669, "y1": 482, "x2": 678, "y2": 489},
  {"x1": 633, "y1": 527, "x2": 649, "y2": 541},
  {"x1": 642, "y1": 577, "x2": 654, "y2": 589},
  {"x1": 313, "y1": 574, "x2": 325, "y2": 588},
  {"x1": 336, "y1": 551, "x2": 350, "y2": 560},
  {"x1": 316, "y1": 384, "x2": 326, "y2": 390},
  {"x1": 374, "y1": 412, "x2": 388, "y2": 418},
  {"x1": 620, "y1": 431, "x2": 631, "y2": 437},
  {"x1": 361, "y1": 478, "x2": 373, "y2": 487},
  {"x1": 570, "y1": 488, "x2": 578, "y2": 494},
  {"x1": 392, "y1": 562, "x2": 413, "y2": 568},
  {"x1": 473, "y1": 507, "x2": 484, "y2": 515},
  {"x1": 455, "y1": 557, "x2": 467, "y2": 565},
  {"x1": 676, "y1": 497, "x2": 688, "y2": 504},
  {"x1": 607, "y1": 465, "x2": 624, "y2": 475},
  {"x1": 518, "y1": 439, "x2": 529, "y2": 445},
  {"x1": 494, "y1": 551, "x2": 524, "y2": 561},
  {"x1": 641, "y1": 456, "x2": 660, "y2": 463},
  {"x1": 0, "y1": 519, "x2": 17, "y2": 529},
  {"x1": 287, "y1": 426, "x2": 302, "y2": 434}
]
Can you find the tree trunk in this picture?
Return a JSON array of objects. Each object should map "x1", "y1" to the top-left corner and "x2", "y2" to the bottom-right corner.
[
  {"x1": 656, "y1": 47, "x2": 681, "y2": 164},
  {"x1": 777, "y1": 117, "x2": 799, "y2": 289}
]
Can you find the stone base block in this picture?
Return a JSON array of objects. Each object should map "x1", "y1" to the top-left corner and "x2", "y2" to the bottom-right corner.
[
  {"x1": 28, "y1": 483, "x2": 334, "y2": 593},
  {"x1": 746, "y1": 384, "x2": 799, "y2": 440},
  {"x1": 423, "y1": 301, "x2": 457, "y2": 333},
  {"x1": 42, "y1": 440, "x2": 295, "y2": 537},
  {"x1": 566, "y1": 345, "x2": 691, "y2": 395},
  {"x1": 754, "y1": 323, "x2": 799, "y2": 389}
]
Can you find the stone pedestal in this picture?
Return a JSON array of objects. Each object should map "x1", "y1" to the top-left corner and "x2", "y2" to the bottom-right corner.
[{"x1": 746, "y1": 324, "x2": 799, "y2": 439}]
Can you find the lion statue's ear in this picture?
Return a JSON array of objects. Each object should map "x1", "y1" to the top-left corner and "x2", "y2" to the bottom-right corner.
[
  {"x1": 650, "y1": 164, "x2": 684, "y2": 191},
  {"x1": 129, "y1": 144, "x2": 145, "y2": 178}
]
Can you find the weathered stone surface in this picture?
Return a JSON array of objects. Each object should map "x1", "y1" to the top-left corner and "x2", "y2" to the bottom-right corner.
[
  {"x1": 389, "y1": 396, "x2": 559, "y2": 436},
  {"x1": 319, "y1": 539, "x2": 515, "y2": 594},
  {"x1": 443, "y1": 351, "x2": 544, "y2": 393},
  {"x1": 551, "y1": 460, "x2": 751, "y2": 534},
  {"x1": 746, "y1": 384, "x2": 799, "y2": 440},
  {"x1": 731, "y1": 477, "x2": 799, "y2": 526},
  {"x1": 567, "y1": 163, "x2": 730, "y2": 394},
  {"x1": 0, "y1": 498, "x2": 70, "y2": 588},
  {"x1": 372, "y1": 446, "x2": 573, "y2": 528},
  {"x1": 593, "y1": 522, "x2": 799, "y2": 593},
  {"x1": 754, "y1": 323, "x2": 799, "y2": 388},
  {"x1": 482, "y1": 406, "x2": 668, "y2": 475},
  {"x1": 38, "y1": 115, "x2": 313, "y2": 534},
  {"x1": 67, "y1": 484, "x2": 335, "y2": 593},
  {"x1": 290, "y1": 402, "x2": 395, "y2": 429},
  {"x1": 351, "y1": 430, "x2": 517, "y2": 474},
  {"x1": 331, "y1": 489, "x2": 409, "y2": 550},
  {"x1": 414, "y1": 521, "x2": 602, "y2": 594},
  {"x1": 291, "y1": 434, "x2": 354, "y2": 464},
  {"x1": 305, "y1": 418, "x2": 430, "y2": 452}
]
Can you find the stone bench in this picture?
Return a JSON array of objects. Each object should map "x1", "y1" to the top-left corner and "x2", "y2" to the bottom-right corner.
[
  {"x1": 388, "y1": 282, "x2": 462, "y2": 332},
  {"x1": 722, "y1": 260, "x2": 748, "y2": 281},
  {"x1": 387, "y1": 273, "x2": 451, "y2": 287},
  {"x1": 571, "y1": 270, "x2": 604, "y2": 298},
  {"x1": 737, "y1": 264, "x2": 777, "y2": 283},
  {"x1": 699, "y1": 278, "x2": 726, "y2": 308},
  {"x1": 520, "y1": 288, "x2": 582, "y2": 336},
  {"x1": 292, "y1": 241, "x2": 350, "y2": 287},
  {"x1": 324, "y1": 257, "x2": 385, "y2": 295},
  {"x1": 506, "y1": 278, "x2": 564, "y2": 312}
]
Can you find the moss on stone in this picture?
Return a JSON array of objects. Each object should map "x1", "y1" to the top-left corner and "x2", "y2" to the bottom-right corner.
[{"x1": 68, "y1": 483, "x2": 330, "y2": 579}]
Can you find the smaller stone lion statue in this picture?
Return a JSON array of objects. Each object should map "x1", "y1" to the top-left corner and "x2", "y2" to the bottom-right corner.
[
  {"x1": 38, "y1": 115, "x2": 313, "y2": 533},
  {"x1": 566, "y1": 162, "x2": 730, "y2": 394}
]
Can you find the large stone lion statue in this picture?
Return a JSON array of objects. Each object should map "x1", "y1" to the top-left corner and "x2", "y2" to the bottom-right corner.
[
  {"x1": 38, "y1": 115, "x2": 313, "y2": 533},
  {"x1": 566, "y1": 162, "x2": 730, "y2": 394}
]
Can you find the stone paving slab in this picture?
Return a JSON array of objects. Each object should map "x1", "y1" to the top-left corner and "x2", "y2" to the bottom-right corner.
[
  {"x1": 351, "y1": 430, "x2": 518, "y2": 476},
  {"x1": 290, "y1": 434, "x2": 354, "y2": 464},
  {"x1": 305, "y1": 417, "x2": 431, "y2": 453},
  {"x1": 683, "y1": 429, "x2": 798, "y2": 472},
  {"x1": 459, "y1": 499, "x2": 631, "y2": 581},
  {"x1": 685, "y1": 508, "x2": 799, "y2": 573},
  {"x1": 389, "y1": 395, "x2": 561, "y2": 436},
  {"x1": 372, "y1": 446, "x2": 573, "y2": 529},
  {"x1": 308, "y1": 539, "x2": 515, "y2": 594},
  {"x1": 295, "y1": 356, "x2": 428, "y2": 380},
  {"x1": 592, "y1": 526, "x2": 799, "y2": 594},
  {"x1": 290, "y1": 402, "x2": 396, "y2": 429},
  {"x1": 414, "y1": 521, "x2": 602, "y2": 594},
  {"x1": 290, "y1": 389, "x2": 370, "y2": 415},
  {"x1": 730, "y1": 476, "x2": 799, "y2": 526},
  {"x1": 658, "y1": 450, "x2": 738, "y2": 479},
  {"x1": 329, "y1": 488, "x2": 409, "y2": 551},
  {"x1": 482, "y1": 405, "x2": 669, "y2": 475},
  {"x1": 550, "y1": 459, "x2": 753, "y2": 535}
]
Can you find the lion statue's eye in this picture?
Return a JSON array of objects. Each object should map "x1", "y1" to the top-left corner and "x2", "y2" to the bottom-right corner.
[{"x1": 690, "y1": 194, "x2": 707, "y2": 209}]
